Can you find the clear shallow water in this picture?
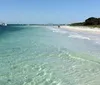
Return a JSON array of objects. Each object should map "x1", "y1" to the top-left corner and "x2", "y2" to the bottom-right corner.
[{"x1": 0, "y1": 26, "x2": 100, "y2": 85}]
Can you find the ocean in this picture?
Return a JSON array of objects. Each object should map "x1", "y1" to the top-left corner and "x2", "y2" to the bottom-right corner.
[{"x1": 0, "y1": 25, "x2": 100, "y2": 85}]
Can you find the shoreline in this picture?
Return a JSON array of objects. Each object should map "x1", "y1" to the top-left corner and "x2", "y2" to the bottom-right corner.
[{"x1": 60, "y1": 26, "x2": 100, "y2": 34}]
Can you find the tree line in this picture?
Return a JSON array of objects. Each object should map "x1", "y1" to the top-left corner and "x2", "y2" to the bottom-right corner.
[
  {"x1": 69, "y1": 17, "x2": 100, "y2": 26},
  {"x1": 84, "y1": 17, "x2": 100, "y2": 25}
]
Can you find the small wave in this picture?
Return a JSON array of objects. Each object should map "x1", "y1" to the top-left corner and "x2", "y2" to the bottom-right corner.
[
  {"x1": 68, "y1": 34, "x2": 91, "y2": 40},
  {"x1": 93, "y1": 38, "x2": 100, "y2": 45},
  {"x1": 47, "y1": 27, "x2": 67, "y2": 34},
  {"x1": 53, "y1": 30, "x2": 67, "y2": 34},
  {"x1": 96, "y1": 41, "x2": 100, "y2": 45}
]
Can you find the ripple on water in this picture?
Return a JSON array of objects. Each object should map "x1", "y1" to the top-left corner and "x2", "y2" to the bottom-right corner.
[
  {"x1": 2, "y1": 57, "x2": 61, "y2": 85},
  {"x1": 1, "y1": 40, "x2": 100, "y2": 85}
]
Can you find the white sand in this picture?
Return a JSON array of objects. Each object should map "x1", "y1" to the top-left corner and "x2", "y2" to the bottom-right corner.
[{"x1": 60, "y1": 26, "x2": 100, "y2": 34}]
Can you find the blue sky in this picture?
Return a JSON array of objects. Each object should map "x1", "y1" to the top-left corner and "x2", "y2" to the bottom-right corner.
[{"x1": 0, "y1": 0, "x2": 100, "y2": 24}]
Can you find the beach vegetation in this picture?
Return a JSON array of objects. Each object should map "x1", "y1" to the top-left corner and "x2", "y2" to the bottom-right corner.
[{"x1": 69, "y1": 17, "x2": 100, "y2": 28}]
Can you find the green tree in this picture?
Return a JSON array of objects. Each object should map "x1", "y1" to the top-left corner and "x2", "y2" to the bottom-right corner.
[{"x1": 84, "y1": 17, "x2": 98, "y2": 25}]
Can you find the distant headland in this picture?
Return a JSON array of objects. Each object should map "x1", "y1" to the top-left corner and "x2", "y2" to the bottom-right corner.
[{"x1": 69, "y1": 17, "x2": 100, "y2": 28}]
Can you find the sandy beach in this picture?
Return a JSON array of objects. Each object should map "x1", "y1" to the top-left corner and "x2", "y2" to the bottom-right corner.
[{"x1": 60, "y1": 26, "x2": 100, "y2": 34}]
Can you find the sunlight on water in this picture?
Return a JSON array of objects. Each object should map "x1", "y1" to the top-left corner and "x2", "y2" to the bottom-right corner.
[{"x1": 0, "y1": 26, "x2": 100, "y2": 85}]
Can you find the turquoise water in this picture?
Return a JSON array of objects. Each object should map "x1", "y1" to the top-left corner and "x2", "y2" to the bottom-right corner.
[{"x1": 0, "y1": 26, "x2": 100, "y2": 85}]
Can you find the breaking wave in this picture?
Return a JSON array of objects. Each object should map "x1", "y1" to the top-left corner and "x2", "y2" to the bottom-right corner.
[
  {"x1": 47, "y1": 27, "x2": 67, "y2": 34},
  {"x1": 68, "y1": 34, "x2": 91, "y2": 40}
]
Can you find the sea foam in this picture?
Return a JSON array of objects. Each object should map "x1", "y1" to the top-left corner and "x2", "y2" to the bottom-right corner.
[
  {"x1": 68, "y1": 34, "x2": 91, "y2": 40},
  {"x1": 47, "y1": 27, "x2": 67, "y2": 34}
]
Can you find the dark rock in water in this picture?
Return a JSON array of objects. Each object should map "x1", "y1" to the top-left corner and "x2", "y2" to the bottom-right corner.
[
  {"x1": 12, "y1": 66, "x2": 17, "y2": 69},
  {"x1": 58, "y1": 25, "x2": 60, "y2": 28},
  {"x1": 10, "y1": 65, "x2": 17, "y2": 70},
  {"x1": 7, "y1": 79, "x2": 11, "y2": 82}
]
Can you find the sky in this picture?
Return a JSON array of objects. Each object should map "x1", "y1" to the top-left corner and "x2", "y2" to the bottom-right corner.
[{"x1": 0, "y1": 0, "x2": 100, "y2": 24}]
